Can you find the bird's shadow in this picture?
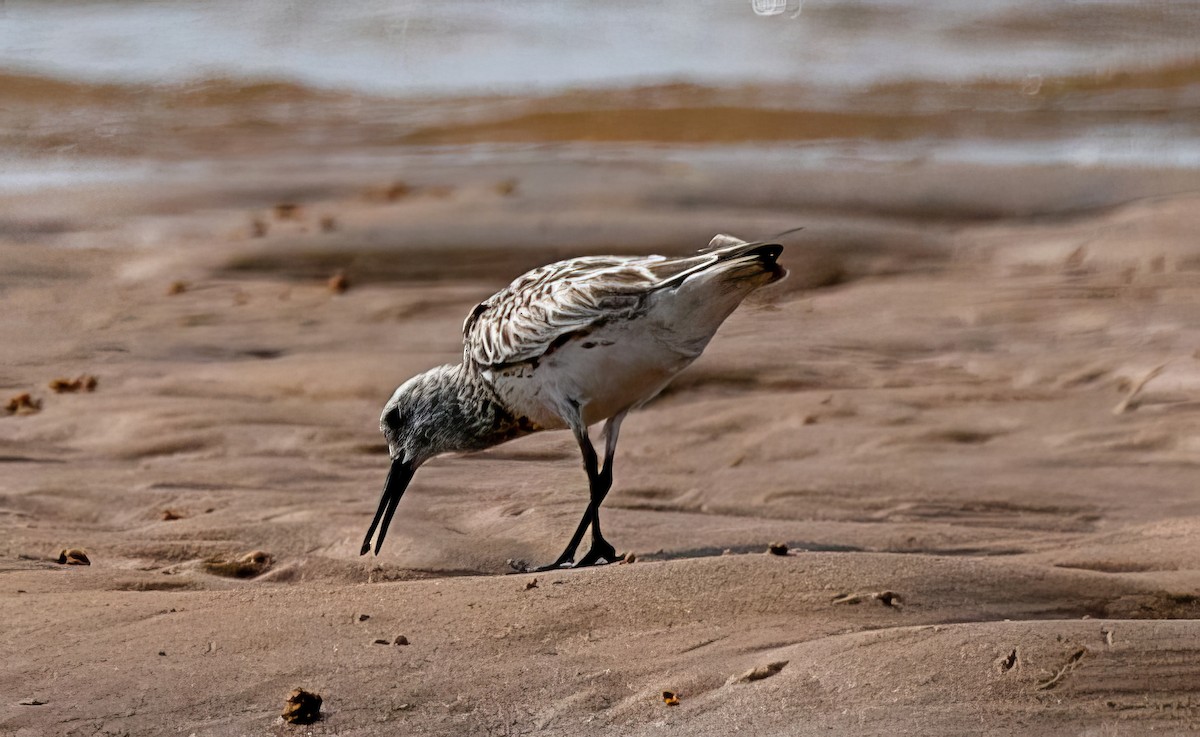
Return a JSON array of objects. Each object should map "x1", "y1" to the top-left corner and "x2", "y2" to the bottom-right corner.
[
  {"x1": 504, "y1": 540, "x2": 865, "y2": 574},
  {"x1": 638, "y1": 541, "x2": 865, "y2": 562}
]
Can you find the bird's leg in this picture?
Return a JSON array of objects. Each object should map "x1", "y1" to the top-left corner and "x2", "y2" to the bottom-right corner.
[
  {"x1": 532, "y1": 408, "x2": 630, "y2": 572},
  {"x1": 573, "y1": 412, "x2": 626, "y2": 568},
  {"x1": 533, "y1": 418, "x2": 601, "y2": 571}
]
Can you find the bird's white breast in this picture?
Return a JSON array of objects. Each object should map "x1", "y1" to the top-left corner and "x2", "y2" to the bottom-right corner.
[{"x1": 486, "y1": 317, "x2": 696, "y2": 429}]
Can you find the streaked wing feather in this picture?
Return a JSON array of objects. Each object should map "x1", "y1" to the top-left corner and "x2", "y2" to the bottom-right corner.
[
  {"x1": 463, "y1": 253, "x2": 719, "y2": 368},
  {"x1": 703, "y1": 233, "x2": 749, "y2": 252}
]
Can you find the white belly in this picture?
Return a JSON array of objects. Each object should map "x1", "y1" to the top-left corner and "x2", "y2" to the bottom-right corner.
[{"x1": 485, "y1": 319, "x2": 699, "y2": 429}]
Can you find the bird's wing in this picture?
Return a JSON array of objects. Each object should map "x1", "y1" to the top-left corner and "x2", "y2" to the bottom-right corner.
[{"x1": 462, "y1": 252, "x2": 725, "y2": 368}]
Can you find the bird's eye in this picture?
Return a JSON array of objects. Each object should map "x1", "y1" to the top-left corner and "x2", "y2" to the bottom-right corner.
[{"x1": 383, "y1": 406, "x2": 402, "y2": 432}]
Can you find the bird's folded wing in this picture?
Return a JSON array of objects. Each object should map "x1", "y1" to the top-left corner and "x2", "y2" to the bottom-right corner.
[{"x1": 462, "y1": 253, "x2": 718, "y2": 368}]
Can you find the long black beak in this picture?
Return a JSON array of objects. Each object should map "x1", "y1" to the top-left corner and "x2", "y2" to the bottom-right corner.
[{"x1": 360, "y1": 457, "x2": 416, "y2": 556}]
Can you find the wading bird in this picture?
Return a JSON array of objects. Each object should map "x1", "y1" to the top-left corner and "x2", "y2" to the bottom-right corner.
[{"x1": 361, "y1": 234, "x2": 787, "y2": 570}]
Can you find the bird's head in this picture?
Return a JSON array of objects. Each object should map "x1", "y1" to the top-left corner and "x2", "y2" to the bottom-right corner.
[{"x1": 361, "y1": 365, "x2": 464, "y2": 556}]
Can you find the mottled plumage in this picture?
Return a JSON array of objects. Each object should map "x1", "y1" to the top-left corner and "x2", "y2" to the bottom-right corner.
[
  {"x1": 462, "y1": 251, "x2": 742, "y2": 369},
  {"x1": 361, "y1": 234, "x2": 787, "y2": 569}
]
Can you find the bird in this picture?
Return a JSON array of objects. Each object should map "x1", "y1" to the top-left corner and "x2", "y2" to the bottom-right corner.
[{"x1": 361, "y1": 233, "x2": 788, "y2": 570}]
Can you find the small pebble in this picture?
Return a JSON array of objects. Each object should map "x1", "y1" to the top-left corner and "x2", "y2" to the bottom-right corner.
[
  {"x1": 385, "y1": 182, "x2": 411, "y2": 201},
  {"x1": 201, "y1": 550, "x2": 271, "y2": 578},
  {"x1": 328, "y1": 270, "x2": 350, "y2": 294},
  {"x1": 875, "y1": 591, "x2": 903, "y2": 608},
  {"x1": 57, "y1": 549, "x2": 90, "y2": 566},
  {"x1": 273, "y1": 203, "x2": 301, "y2": 220}
]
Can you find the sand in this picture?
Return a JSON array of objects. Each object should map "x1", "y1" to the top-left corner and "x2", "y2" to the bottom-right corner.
[{"x1": 4, "y1": 81, "x2": 1200, "y2": 734}]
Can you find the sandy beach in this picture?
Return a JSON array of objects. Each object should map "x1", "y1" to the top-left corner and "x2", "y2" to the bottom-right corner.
[{"x1": 3, "y1": 3, "x2": 1200, "y2": 734}]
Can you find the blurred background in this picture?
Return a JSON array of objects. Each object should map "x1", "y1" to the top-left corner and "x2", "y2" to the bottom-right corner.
[{"x1": 2, "y1": 0, "x2": 1198, "y2": 249}]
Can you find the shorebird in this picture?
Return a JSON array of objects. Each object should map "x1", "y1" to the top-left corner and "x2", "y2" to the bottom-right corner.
[{"x1": 361, "y1": 234, "x2": 787, "y2": 570}]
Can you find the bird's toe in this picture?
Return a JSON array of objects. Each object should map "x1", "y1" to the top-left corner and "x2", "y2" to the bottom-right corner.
[{"x1": 574, "y1": 543, "x2": 621, "y2": 568}]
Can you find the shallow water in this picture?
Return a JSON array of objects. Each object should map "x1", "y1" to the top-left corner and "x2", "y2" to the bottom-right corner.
[
  {"x1": 7, "y1": 126, "x2": 1198, "y2": 197},
  {"x1": 0, "y1": 0, "x2": 1196, "y2": 95},
  {"x1": 0, "y1": 1, "x2": 1197, "y2": 195}
]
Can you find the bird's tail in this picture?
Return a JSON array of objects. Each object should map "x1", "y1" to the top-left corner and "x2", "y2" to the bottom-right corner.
[
  {"x1": 697, "y1": 233, "x2": 788, "y2": 285},
  {"x1": 647, "y1": 233, "x2": 788, "y2": 358}
]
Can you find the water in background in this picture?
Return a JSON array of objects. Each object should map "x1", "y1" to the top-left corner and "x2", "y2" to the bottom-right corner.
[
  {"x1": 0, "y1": 0, "x2": 1196, "y2": 96},
  {"x1": 0, "y1": 0, "x2": 1198, "y2": 192}
]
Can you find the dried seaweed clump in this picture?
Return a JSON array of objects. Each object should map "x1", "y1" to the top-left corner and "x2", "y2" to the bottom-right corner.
[
  {"x1": 5, "y1": 393, "x2": 42, "y2": 415},
  {"x1": 49, "y1": 375, "x2": 98, "y2": 393},
  {"x1": 282, "y1": 688, "x2": 322, "y2": 724}
]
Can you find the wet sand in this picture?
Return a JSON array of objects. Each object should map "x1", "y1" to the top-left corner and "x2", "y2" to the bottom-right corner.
[{"x1": 4, "y1": 71, "x2": 1200, "y2": 735}]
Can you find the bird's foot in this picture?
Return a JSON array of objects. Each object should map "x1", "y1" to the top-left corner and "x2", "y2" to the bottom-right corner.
[
  {"x1": 531, "y1": 560, "x2": 574, "y2": 573},
  {"x1": 513, "y1": 555, "x2": 574, "y2": 573},
  {"x1": 573, "y1": 540, "x2": 621, "y2": 568},
  {"x1": 510, "y1": 540, "x2": 621, "y2": 573}
]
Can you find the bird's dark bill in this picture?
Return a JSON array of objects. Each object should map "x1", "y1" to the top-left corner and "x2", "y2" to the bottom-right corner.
[{"x1": 360, "y1": 457, "x2": 416, "y2": 556}]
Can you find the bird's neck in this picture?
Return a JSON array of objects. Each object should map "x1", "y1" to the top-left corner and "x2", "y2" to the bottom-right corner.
[{"x1": 425, "y1": 364, "x2": 539, "y2": 455}]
